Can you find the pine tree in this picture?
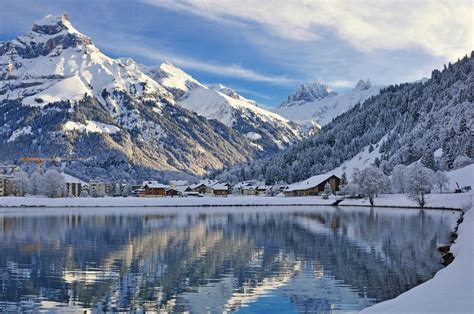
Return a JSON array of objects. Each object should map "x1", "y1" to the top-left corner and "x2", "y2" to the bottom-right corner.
[
  {"x1": 374, "y1": 157, "x2": 381, "y2": 168},
  {"x1": 341, "y1": 171, "x2": 348, "y2": 186},
  {"x1": 421, "y1": 149, "x2": 435, "y2": 170}
]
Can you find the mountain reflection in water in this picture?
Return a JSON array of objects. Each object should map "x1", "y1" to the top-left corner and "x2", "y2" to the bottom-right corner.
[{"x1": 0, "y1": 206, "x2": 457, "y2": 313}]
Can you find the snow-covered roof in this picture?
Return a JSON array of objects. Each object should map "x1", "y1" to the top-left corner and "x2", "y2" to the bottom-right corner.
[
  {"x1": 142, "y1": 181, "x2": 168, "y2": 189},
  {"x1": 233, "y1": 180, "x2": 265, "y2": 189},
  {"x1": 285, "y1": 173, "x2": 338, "y2": 192},
  {"x1": 233, "y1": 181, "x2": 255, "y2": 189},
  {"x1": 189, "y1": 179, "x2": 219, "y2": 189},
  {"x1": 175, "y1": 185, "x2": 189, "y2": 193},
  {"x1": 210, "y1": 183, "x2": 229, "y2": 191},
  {"x1": 62, "y1": 173, "x2": 86, "y2": 184}
]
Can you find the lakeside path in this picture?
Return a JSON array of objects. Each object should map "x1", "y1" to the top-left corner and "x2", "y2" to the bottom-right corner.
[{"x1": 0, "y1": 193, "x2": 472, "y2": 210}]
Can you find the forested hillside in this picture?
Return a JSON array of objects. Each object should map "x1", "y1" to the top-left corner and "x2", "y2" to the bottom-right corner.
[{"x1": 217, "y1": 53, "x2": 473, "y2": 184}]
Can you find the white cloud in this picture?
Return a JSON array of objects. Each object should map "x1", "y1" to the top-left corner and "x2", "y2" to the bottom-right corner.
[
  {"x1": 143, "y1": 0, "x2": 473, "y2": 60},
  {"x1": 328, "y1": 80, "x2": 355, "y2": 88},
  {"x1": 101, "y1": 42, "x2": 297, "y2": 85}
]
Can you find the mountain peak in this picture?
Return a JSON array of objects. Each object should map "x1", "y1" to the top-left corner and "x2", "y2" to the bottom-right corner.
[
  {"x1": 32, "y1": 13, "x2": 76, "y2": 35},
  {"x1": 353, "y1": 79, "x2": 372, "y2": 91},
  {"x1": 280, "y1": 81, "x2": 336, "y2": 107}
]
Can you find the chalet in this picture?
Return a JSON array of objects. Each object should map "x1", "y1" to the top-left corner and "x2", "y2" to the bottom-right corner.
[
  {"x1": 0, "y1": 175, "x2": 13, "y2": 196},
  {"x1": 233, "y1": 180, "x2": 258, "y2": 194},
  {"x1": 142, "y1": 181, "x2": 168, "y2": 197},
  {"x1": 284, "y1": 174, "x2": 340, "y2": 197},
  {"x1": 169, "y1": 180, "x2": 188, "y2": 196},
  {"x1": 132, "y1": 188, "x2": 145, "y2": 197},
  {"x1": 209, "y1": 183, "x2": 229, "y2": 197},
  {"x1": 242, "y1": 185, "x2": 270, "y2": 196},
  {"x1": 188, "y1": 179, "x2": 219, "y2": 194},
  {"x1": 266, "y1": 184, "x2": 289, "y2": 196},
  {"x1": 165, "y1": 188, "x2": 181, "y2": 197}
]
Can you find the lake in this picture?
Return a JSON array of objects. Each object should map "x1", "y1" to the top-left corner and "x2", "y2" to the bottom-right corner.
[{"x1": 0, "y1": 206, "x2": 458, "y2": 313}]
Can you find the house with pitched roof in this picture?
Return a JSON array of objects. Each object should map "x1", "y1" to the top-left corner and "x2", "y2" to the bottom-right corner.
[{"x1": 284, "y1": 174, "x2": 340, "y2": 197}]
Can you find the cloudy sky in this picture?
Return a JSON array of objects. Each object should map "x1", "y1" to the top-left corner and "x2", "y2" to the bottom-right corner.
[{"x1": 0, "y1": 0, "x2": 471, "y2": 107}]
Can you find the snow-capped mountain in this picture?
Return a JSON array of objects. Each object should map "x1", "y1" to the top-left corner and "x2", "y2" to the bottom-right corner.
[
  {"x1": 145, "y1": 62, "x2": 302, "y2": 151},
  {"x1": 0, "y1": 14, "x2": 172, "y2": 109},
  {"x1": 0, "y1": 14, "x2": 267, "y2": 181},
  {"x1": 274, "y1": 80, "x2": 381, "y2": 133}
]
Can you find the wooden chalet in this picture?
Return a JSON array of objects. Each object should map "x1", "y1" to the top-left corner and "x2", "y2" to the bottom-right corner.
[
  {"x1": 210, "y1": 183, "x2": 229, "y2": 197},
  {"x1": 284, "y1": 174, "x2": 340, "y2": 197},
  {"x1": 142, "y1": 181, "x2": 168, "y2": 197}
]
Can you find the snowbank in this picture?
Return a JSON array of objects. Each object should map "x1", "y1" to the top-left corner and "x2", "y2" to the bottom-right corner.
[
  {"x1": 446, "y1": 163, "x2": 474, "y2": 191},
  {"x1": 361, "y1": 207, "x2": 474, "y2": 313},
  {"x1": 0, "y1": 195, "x2": 337, "y2": 208},
  {"x1": 342, "y1": 193, "x2": 473, "y2": 210},
  {"x1": 0, "y1": 193, "x2": 470, "y2": 210}
]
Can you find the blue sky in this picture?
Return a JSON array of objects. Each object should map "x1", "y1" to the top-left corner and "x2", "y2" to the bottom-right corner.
[{"x1": 0, "y1": 0, "x2": 471, "y2": 107}]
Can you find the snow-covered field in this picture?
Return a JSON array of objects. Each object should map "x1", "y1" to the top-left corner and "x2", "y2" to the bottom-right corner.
[
  {"x1": 361, "y1": 206, "x2": 474, "y2": 313},
  {"x1": 0, "y1": 193, "x2": 471, "y2": 210},
  {"x1": 342, "y1": 193, "x2": 473, "y2": 211},
  {"x1": 0, "y1": 195, "x2": 337, "y2": 208}
]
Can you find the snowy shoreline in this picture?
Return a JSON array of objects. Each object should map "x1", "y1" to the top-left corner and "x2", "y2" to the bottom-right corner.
[
  {"x1": 0, "y1": 193, "x2": 471, "y2": 211},
  {"x1": 361, "y1": 206, "x2": 473, "y2": 313}
]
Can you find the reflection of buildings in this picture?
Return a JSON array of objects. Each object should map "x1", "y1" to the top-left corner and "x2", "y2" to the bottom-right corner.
[{"x1": 0, "y1": 208, "x2": 457, "y2": 312}]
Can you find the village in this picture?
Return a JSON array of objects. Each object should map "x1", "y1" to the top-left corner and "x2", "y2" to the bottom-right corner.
[
  {"x1": 1, "y1": 162, "x2": 472, "y2": 212},
  {"x1": 0, "y1": 165, "x2": 342, "y2": 199}
]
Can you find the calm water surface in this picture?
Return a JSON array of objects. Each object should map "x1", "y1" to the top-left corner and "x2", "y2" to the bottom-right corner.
[{"x1": 0, "y1": 206, "x2": 458, "y2": 313}]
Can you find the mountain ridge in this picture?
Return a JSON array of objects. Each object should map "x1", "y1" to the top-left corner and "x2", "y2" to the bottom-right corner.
[
  {"x1": 273, "y1": 79, "x2": 382, "y2": 133},
  {"x1": 0, "y1": 14, "x2": 271, "y2": 182}
]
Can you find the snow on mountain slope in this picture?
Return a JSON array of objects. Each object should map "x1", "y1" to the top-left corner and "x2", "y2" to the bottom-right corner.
[
  {"x1": 0, "y1": 14, "x2": 262, "y2": 181},
  {"x1": 145, "y1": 62, "x2": 204, "y2": 97},
  {"x1": 180, "y1": 84, "x2": 290, "y2": 127},
  {"x1": 274, "y1": 80, "x2": 381, "y2": 132},
  {"x1": 146, "y1": 62, "x2": 302, "y2": 152},
  {"x1": 0, "y1": 14, "x2": 171, "y2": 112}
]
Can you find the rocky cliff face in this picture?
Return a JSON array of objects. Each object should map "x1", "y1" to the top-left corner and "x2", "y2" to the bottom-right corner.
[{"x1": 274, "y1": 79, "x2": 381, "y2": 134}]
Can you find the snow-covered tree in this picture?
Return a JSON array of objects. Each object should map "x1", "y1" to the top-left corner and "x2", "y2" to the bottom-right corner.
[
  {"x1": 12, "y1": 170, "x2": 29, "y2": 196},
  {"x1": 391, "y1": 164, "x2": 408, "y2": 194},
  {"x1": 341, "y1": 171, "x2": 348, "y2": 186},
  {"x1": 41, "y1": 169, "x2": 67, "y2": 198},
  {"x1": 373, "y1": 157, "x2": 381, "y2": 168},
  {"x1": 352, "y1": 167, "x2": 391, "y2": 206},
  {"x1": 80, "y1": 188, "x2": 89, "y2": 197},
  {"x1": 406, "y1": 163, "x2": 434, "y2": 207},
  {"x1": 433, "y1": 171, "x2": 449, "y2": 193},
  {"x1": 322, "y1": 182, "x2": 332, "y2": 199},
  {"x1": 453, "y1": 155, "x2": 472, "y2": 169},
  {"x1": 122, "y1": 184, "x2": 133, "y2": 196},
  {"x1": 421, "y1": 149, "x2": 435, "y2": 170},
  {"x1": 28, "y1": 172, "x2": 42, "y2": 195}
]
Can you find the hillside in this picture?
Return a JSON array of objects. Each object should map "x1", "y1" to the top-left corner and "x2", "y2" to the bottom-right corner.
[
  {"x1": 145, "y1": 62, "x2": 302, "y2": 153},
  {"x1": 217, "y1": 54, "x2": 473, "y2": 184}
]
